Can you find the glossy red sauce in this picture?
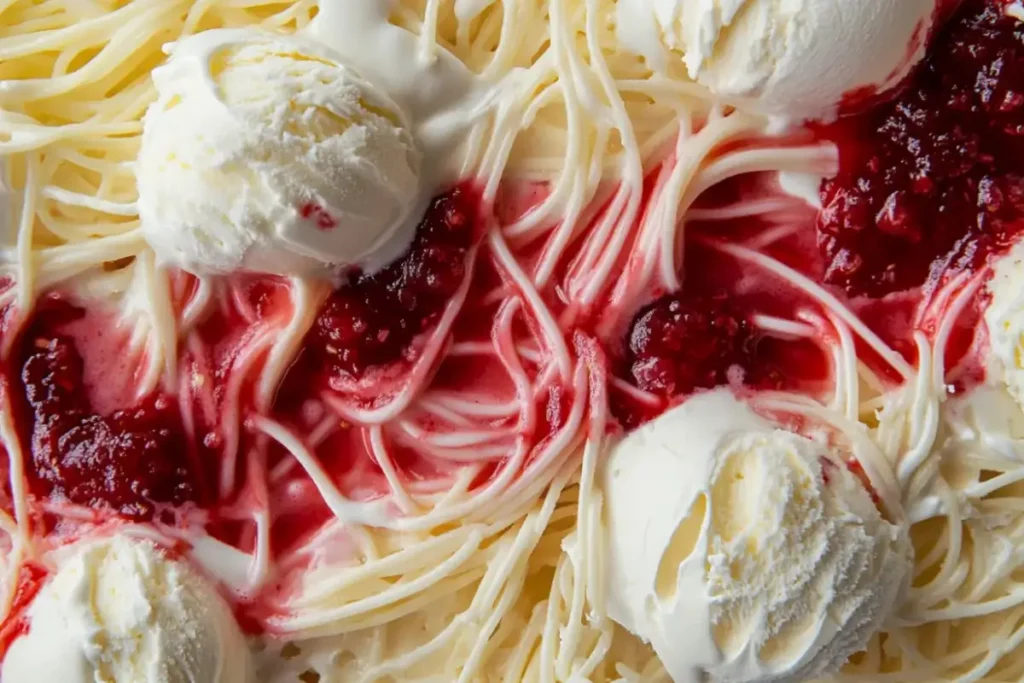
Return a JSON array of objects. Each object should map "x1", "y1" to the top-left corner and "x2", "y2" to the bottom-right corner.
[
  {"x1": 818, "y1": 0, "x2": 1024, "y2": 297},
  {"x1": 13, "y1": 301, "x2": 198, "y2": 520},
  {"x1": 614, "y1": 0, "x2": 1024, "y2": 423},
  {"x1": 306, "y1": 187, "x2": 481, "y2": 380}
]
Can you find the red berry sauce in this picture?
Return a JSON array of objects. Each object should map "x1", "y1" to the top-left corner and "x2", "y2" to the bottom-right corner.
[
  {"x1": 627, "y1": 293, "x2": 759, "y2": 396},
  {"x1": 298, "y1": 203, "x2": 338, "y2": 231},
  {"x1": 615, "y1": 0, "x2": 1024, "y2": 421},
  {"x1": 818, "y1": 0, "x2": 1024, "y2": 297},
  {"x1": 612, "y1": 170, "x2": 837, "y2": 427},
  {"x1": 13, "y1": 302, "x2": 199, "y2": 521},
  {"x1": 304, "y1": 186, "x2": 480, "y2": 382}
]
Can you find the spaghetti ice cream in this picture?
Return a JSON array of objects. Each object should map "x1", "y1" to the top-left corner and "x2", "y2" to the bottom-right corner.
[
  {"x1": 602, "y1": 391, "x2": 911, "y2": 683},
  {"x1": 1, "y1": 536, "x2": 252, "y2": 683},
  {"x1": 136, "y1": 29, "x2": 420, "y2": 277},
  {"x1": 3, "y1": 1, "x2": 1024, "y2": 683}
]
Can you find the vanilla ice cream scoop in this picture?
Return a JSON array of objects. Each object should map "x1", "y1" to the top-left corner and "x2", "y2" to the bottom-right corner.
[
  {"x1": 137, "y1": 28, "x2": 421, "y2": 276},
  {"x1": 602, "y1": 390, "x2": 911, "y2": 683},
  {"x1": 985, "y1": 241, "x2": 1024, "y2": 407},
  {"x1": 618, "y1": 0, "x2": 942, "y2": 120},
  {"x1": 1, "y1": 535, "x2": 252, "y2": 683}
]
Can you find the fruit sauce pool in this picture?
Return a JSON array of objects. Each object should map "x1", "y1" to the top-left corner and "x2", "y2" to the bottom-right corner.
[
  {"x1": 0, "y1": 0, "x2": 1022, "y2": 632},
  {"x1": 817, "y1": 0, "x2": 1024, "y2": 297},
  {"x1": 621, "y1": 0, "x2": 1024, "y2": 423}
]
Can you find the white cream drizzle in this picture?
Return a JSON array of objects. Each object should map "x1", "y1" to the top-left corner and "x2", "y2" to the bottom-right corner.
[{"x1": 307, "y1": 0, "x2": 500, "y2": 181}]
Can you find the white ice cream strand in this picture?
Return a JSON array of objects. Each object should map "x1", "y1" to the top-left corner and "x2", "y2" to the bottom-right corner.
[
  {"x1": 257, "y1": 463, "x2": 591, "y2": 679},
  {"x1": 269, "y1": 345, "x2": 576, "y2": 531},
  {"x1": 824, "y1": 310, "x2": 861, "y2": 422},
  {"x1": 826, "y1": 245, "x2": 1024, "y2": 682},
  {"x1": 849, "y1": 391, "x2": 1024, "y2": 681},
  {"x1": 712, "y1": 239, "x2": 914, "y2": 381},
  {"x1": 867, "y1": 268, "x2": 990, "y2": 503},
  {"x1": 368, "y1": 423, "x2": 421, "y2": 516},
  {"x1": 0, "y1": 371, "x2": 31, "y2": 542},
  {"x1": 253, "y1": 417, "x2": 394, "y2": 529},
  {"x1": 562, "y1": 0, "x2": 647, "y2": 304},
  {"x1": 254, "y1": 277, "x2": 327, "y2": 411},
  {"x1": 256, "y1": 371, "x2": 588, "y2": 640}
]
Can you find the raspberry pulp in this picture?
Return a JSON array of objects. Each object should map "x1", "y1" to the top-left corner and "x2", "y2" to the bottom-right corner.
[
  {"x1": 627, "y1": 293, "x2": 760, "y2": 396},
  {"x1": 310, "y1": 186, "x2": 480, "y2": 379},
  {"x1": 818, "y1": 0, "x2": 1024, "y2": 297},
  {"x1": 18, "y1": 331, "x2": 197, "y2": 520}
]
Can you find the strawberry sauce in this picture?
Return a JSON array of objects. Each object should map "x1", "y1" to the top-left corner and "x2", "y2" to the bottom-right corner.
[
  {"x1": 14, "y1": 301, "x2": 199, "y2": 521},
  {"x1": 818, "y1": 0, "x2": 1024, "y2": 297},
  {"x1": 614, "y1": 0, "x2": 1024, "y2": 423},
  {"x1": 297, "y1": 187, "x2": 479, "y2": 382}
]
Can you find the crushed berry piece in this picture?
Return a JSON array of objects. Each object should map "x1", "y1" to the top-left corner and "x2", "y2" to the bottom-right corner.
[
  {"x1": 626, "y1": 293, "x2": 760, "y2": 396},
  {"x1": 310, "y1": 186, "x2": 480, "y2": 379}
]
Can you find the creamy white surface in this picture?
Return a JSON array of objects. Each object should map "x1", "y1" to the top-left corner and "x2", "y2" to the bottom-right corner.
[
  {"x1": 907, "y1": 385, "x2": 1024, "y2": 523},
  {"x1": 138, "y1": 0, "x2": 495, "y2": 279},
  {"x1": 616, "y1": 0, "x2": 938, "y2": 120},
  {"x1": 137, "y1": 29, "x2": 421, "y2": 277},
  {"x1": 602, "y1": 390, "x2": 912, "y2": 683},
  {"x1": 985, "y1": 240, "x2": 1024, "y2": 410},
  {"x1": 2, "y1": 536, "x2": 252, "y2": 683},
  {"x1": 308, "y1": 0, "x2": 490, "y2": 157},
  {"x1": 0, "y1": 162, "x2": 12, "y2": 249},
  {"x1": 777, "y1": 171, "x2": 825, "y2": 209}
]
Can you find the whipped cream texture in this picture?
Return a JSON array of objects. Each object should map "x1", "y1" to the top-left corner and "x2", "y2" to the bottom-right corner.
[
  {"x1": 617, "y1": 0, "x2": 940, "y2": 120},
  {"x1": 2, "y1": 535, "x2": 252, "y2": 683},
  {"x1": 137, "y1": 29, "x2": 421, "y2": 277},
  {"x1": 601, "y1": 390, "x2": 912, "y2": 683}
]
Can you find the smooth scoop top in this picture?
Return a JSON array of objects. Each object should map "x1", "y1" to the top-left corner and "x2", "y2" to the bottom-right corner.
[
  {"x1": 136, "y1": 28, "x2": 421, "y2": 277},
  {"x1": 617, "y1": 0, "x2": 940, "y2": 120},
  {"x1": 602, "y1": 390, "x2": 912, "y2": 683}
]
